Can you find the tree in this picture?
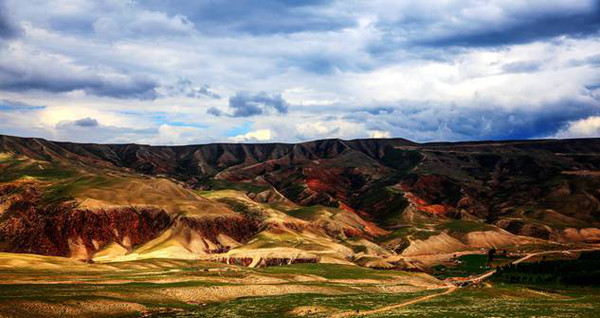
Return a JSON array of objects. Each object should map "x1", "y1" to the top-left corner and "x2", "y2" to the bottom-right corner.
[{"x1": 487, "y1": 248, "x2": 497, "y2": 264}]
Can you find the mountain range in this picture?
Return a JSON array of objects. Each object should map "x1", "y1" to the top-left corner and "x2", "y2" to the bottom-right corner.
[{"x1": 1, "y1": 134, "x2": 599, "y2": 268}]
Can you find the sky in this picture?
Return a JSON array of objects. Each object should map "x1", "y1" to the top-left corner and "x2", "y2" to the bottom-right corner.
[{"x1": 0, "y1": 0, "x2": 599, "y2": 145}]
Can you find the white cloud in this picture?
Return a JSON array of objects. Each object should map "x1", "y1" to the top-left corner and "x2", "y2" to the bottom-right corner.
[
  {"x1": 291, "y1": 119, "x2": 366, "y2": 141},
  {"x1": 229, "y1": 129, "x2": 274, "y2": 143},
  {"x1": 153, "y1": 124, "x2": 204, "y2": 145},
  {"x1": 369, "y1": 130, "x2": 391, "y2": 138},
  {"x1": 554, "y1": 116, "x2": 600, "y2": 139}
]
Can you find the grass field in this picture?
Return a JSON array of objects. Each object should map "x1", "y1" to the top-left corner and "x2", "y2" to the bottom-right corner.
[
  {"x1": 0, "y1": 254, "x2": 442, "y2": 317},
  {"x1": 431, "y1": 254, "x2": 490, "y2": 278},
  {"x1": 0, "y1": 252, "x2": 599, "y2": 317},
  {"x1": 382, "y1": 285, "x2": 600, "y2": 318},
  {"x1": 145, "y1": 284, "x2": 600, "y2": 317},
  {"x1": 194, "y1": 290, "x2": 440, "y2": 318},
  {"x1": 436, "y1": 219, "x2": 495, "y2": 233},
  {"x1": 0, "y1": 155, "x2": 77, "y2": 183}
]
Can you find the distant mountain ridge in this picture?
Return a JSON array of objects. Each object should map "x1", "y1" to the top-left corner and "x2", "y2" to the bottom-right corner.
[
  {"x1": 3, "y1": 134, "x2": 599, "y2": 176},
  {"x1": 0, "y1": 135, "x2": 416, "y2": 175}
]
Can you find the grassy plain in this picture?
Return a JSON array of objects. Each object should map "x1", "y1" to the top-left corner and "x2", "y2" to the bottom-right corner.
[{"x1": 0, "y1": 253, "x2": 441, "y2": 317}]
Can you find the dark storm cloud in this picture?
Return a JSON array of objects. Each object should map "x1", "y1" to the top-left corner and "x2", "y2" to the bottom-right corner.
[
  {"x1": 440, "y1": 105, "x2": 593, "y2": 140},
  {"x1": 229, "y1": 92, "x2": 289, "y2": 117},
  {"x1": 419, "y1": 9, "x2": 600, "y2": 47},
  {"x1": 368, "y1": 2, "x2": 600, "y2": 54},
  {"x1": 346, "y1": 99, "x2": 600, "y2": 141},
  {"x1": 0, "y1": 62, "x2": 159, "y2": 99},
  {"x1": 84, "y1": 76, "x2": 158, "y2": 100},
  {"x1": 140, "y1": 0, "x2": 353, "y2": 35}
]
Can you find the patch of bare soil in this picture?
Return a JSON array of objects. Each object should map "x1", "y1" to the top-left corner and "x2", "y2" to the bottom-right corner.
[
  {"x1": 558, "y1": 228, "x2": 600, "y2": 242},
  {"x1": 0, "y1": 299, "x2": 145, "y2": 318},
  {"x1": 403, "y1": 251, "x2": 484, "y2": 267},
  {"x1": 523, "y1": 288, "x2": 573, "y2": 300},
  {"x1": 290, "y1": 306, "x2": 332, "y2": 316},
  {"x1": 561, "y1": 170, "x2": 600, "y2": 177},
  {"x1": 78, "y1": 177, "x2": 233, "y2": 216},
  {"x1": 402, "y1": 232, "x2": 467, "y2": 256},
  {"x1": 157, "y1": 284, "x2": 339, "y2": 303},
  {"x1": 465, "y1": 230, "x2": 525, "y2": 248}
]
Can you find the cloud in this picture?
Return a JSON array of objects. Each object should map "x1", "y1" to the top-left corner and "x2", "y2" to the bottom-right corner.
[
  {"x1": 290, "y1": 119, "x2": 369, "y2": 141},
  {"x1": 56, "y1": 117, "x2": 99, "y2": 129},
  {"x1": 73, "y1": 117, "x2": 98, "y2": 127},
  {"x1": 294, "y1": 121, "x2": 339, "y2": 140},
  {"x1": 3, "y1": 0, "x2": 195, "y2": 39},
  {"x1": 166, "y1": 78, "x2": 220, "y2": 99},
  {"x1": 52, "y1": 120, "x2": 157, "y2": 143},
  {"x1": 153, "y1": 124, "x2": 205, "y2": 145},
  {"x1": 0, "y1": 0, "x2": 20, "y2": 39},
  {"x1": 0, "y1": 45, "x2": 158, "y2": 99},
  {"x1": 419, "y1": 11, "x2": 600, "y2": 47},
  {"x1": 372, "y1": 0, "x2": 600, "y2": 49},
  {"x1": 501, "y1": 61, "x2": 542, "y2": 73},
  {"x1": 554, "y1": 116, "x2": 600, "y2": 138},
  {"x1": 193, "y1": 85, "x2": 220, "y2": 99},
  {"x1": 206, "y1": 107, "x2": 223, "y2": 116},
  {"x1": 93, "y1": 9, "x2": 196, "y2": 38},
  {"x1": 0, "y1": 99, "x2": 45, "y2": 111},
  {"x1": 345, "y1": 97, "x2": 600, "y2": 141},
  {"x1": 229, "y1": 128, "x2": 274, "y2": 142},
  {"x1": 228, "y1": 92, "x2": 289, "y2": 117},
  {"x1": 140, "y1": 0, "x2": 353, "y2": 35},
  {"x1": 369, "y1": 130, "x2": 391, "y2": 138},
  {"x1": 569, "y1": 54, "x2": 600, "y2": 67},
  {"x1": 280, "y1": 54, "x2": 357, "y2": 75}
]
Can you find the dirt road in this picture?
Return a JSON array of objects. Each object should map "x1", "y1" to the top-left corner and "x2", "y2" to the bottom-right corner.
[
  {"x1": 329, "y1": 286, "x2": 457, "y2": 318},
  {"x1": 512, "y1": 247, "x2": 600, "y2": 264}
]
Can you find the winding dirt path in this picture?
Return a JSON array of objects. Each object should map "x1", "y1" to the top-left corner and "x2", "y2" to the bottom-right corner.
[{"x1": 512, "y1": 247, "x2": 600, "y2": 265}]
